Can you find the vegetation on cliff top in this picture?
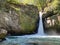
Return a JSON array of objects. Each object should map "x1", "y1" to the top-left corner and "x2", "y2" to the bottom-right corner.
[{"x1": 0, "y1": 0, "x2": 60, "y2": 12}]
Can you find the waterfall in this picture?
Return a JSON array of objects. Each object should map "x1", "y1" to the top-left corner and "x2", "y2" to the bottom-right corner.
[
  {"x1": 5, "y1": 11, "x2": 45, "y2": 39},
  {"x1": 21, "y1": 11, "x2": 46, "y2": 37},
  {"x1": 37, "y1": 11, "x2": 45, "y2": 35},
  {"x1": 4, "y1": 11, "x2": 46, "y2": 43},
  {"x1": 5, "y1": 11, "x2": 45, "y2": 40}
]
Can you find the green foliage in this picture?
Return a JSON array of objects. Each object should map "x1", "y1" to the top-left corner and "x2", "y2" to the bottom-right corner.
[
  {"x1": 0, "y1": 0, "x2": 53, "y2": 11},
  {"x1": 0, "y1": 0, "x2": 60, "y2": 12},
  {"x1": 51, "y1": 0, "x2": 60, "y2": 13},
  {"x1": 0, "y1": 0, "x2": 7, "y2": 10},
  {"x1": 7, "y1": 0, "x2": 21, "y2": 4},
  {"x1": 6, "y1": 0, "x2": 50, "y2": 11},
  {"x1": 38, "y1": 0, "x2": 46, "y2": 10}
]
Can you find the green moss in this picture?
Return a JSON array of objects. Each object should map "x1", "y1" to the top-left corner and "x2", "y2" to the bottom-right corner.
[
  {"x1": 18, "y1": 5, "x2": 39, "y2": 33},
  {"x1": 0, "y1": 33, "x2": 6, "y2": 39},
  {"x1": 7, "y1": 0, "x2": 21, "y2": 4}
]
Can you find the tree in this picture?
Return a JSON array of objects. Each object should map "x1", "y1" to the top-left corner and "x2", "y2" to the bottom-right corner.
[{"x1": 44, "y1": 0, "x2": 60, "y2": 14}]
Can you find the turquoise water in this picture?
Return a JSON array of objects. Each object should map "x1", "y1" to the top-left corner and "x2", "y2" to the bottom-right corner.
[{"x1": 0, "y1": 37, "x2": 60, "y2": 45}]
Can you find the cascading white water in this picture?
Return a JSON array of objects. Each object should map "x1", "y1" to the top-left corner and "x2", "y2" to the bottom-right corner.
[{"x1": 37, "y1": 11, "x2": 45, "y2": 35}]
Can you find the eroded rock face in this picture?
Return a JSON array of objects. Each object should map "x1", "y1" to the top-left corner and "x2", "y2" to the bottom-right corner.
[
  {"x1": 43, "y1": 14, "x2": 60, "y2": 35},
  {"x1": 0, "y1": 4, "x2": 39, "y2": 35},
  {"x1": 0, "y1": 12, "x2": 20, "y2": 35}
]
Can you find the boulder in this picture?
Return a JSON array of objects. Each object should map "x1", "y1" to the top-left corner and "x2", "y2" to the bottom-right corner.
[
  {"x1": 0, "y1": 28, "x2": 7, "y2": 40},
  {"x1": 0, "y1": 4, "x2": 39, "y2": 35}
]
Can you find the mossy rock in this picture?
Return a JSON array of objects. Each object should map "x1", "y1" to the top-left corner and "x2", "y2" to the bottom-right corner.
[
  {"x1": 0, "y1": 29, "x2": 7, "y2": 39},
  {"x1": 18, "y1": 4, "x2": 39, "y2": 34},
  {"x1": 0, "y1": 4, "x2": 39, "y2": 35}
]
